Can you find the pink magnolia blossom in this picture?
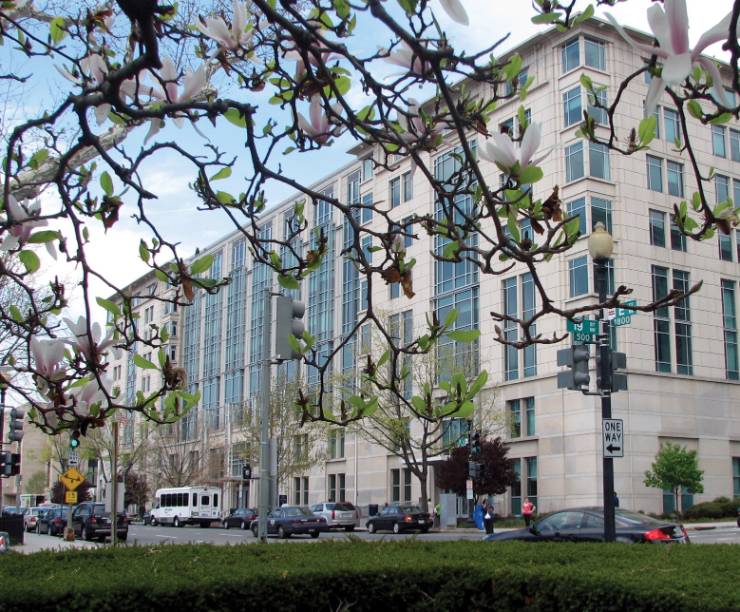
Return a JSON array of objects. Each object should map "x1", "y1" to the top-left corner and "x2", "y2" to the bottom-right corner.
[
  {"x1": 0, "y1": 195, "x2": 56, "y2": 258},
  {"x1": 284, "y1": 48, "x2": 339, "y2": 83},
  {"x1": 297, "y1": 95, "x2": 342, "y2": 144},
  {"x1": 63, "y1": 315, "x2": 113, "y2": 363},
  {"x1": 197, "y1": 0, "x2": 252, "y2": 52},
  {"x1": 438, "y1": 0, "x2": 468, "y2": 26},
  {"x1": 398, "y1": 98, "x2": 425, "y2": 137},
  {"x1": 384, "y1": 41, "x2": 433, "y2": 78},
  {"x1": 606, "y1": 0, "x2": 733, "y2": 114},
  {"x1": 479, "y1": 122, "x2": 549, "y2": 176},
  {"x1": 30, "y1": 337, "x2": 67, "y2": 382}
]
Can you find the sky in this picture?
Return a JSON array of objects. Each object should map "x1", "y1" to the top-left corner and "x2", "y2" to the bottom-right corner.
[{"x1": 23, "y1": 0, "x2": 733, "y2": 325}]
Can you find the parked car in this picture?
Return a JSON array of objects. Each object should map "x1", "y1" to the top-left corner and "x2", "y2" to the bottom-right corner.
[
  {"x1": 37, "y1": 507, "x2": 69, "y2": 536},
  {"x1": 310, "y1": 502, "x2": 357, "y2": 531},
  {"x1": 250, "y1": 506, "x2": 327, "y2": 539},
  {"x1": 222, "y1": 507, "x2": 258, "y2": 530},
  {"x1": 366, "y1": 504, "x2": 433, "y2": 534},
  {"x1": 1, "y1": 506, "x2": 26, "y2": 517},
  {"x1": 24, "y1": 507, "x2": 45, "y2": 532},
  {"x1": 483, "y1": 507, "x2": 690, "y2": 543},
  {"x1": 736, "y1": 505, "x2": 740, "y2": 528},
  {"x1": 71, "y1": 502, "x2": 129, "y2": 542}
]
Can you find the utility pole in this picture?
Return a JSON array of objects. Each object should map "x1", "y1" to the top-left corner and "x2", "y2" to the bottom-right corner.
[
  {"x1": 257, "y1": 288, "x2": 273, "y2": 542},
  {"x1": 111, "y1": 419, "x2": 119, "y2": 545}
]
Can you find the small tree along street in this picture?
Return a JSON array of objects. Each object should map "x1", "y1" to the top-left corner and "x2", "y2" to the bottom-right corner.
[{"x1": 644, "y1": 442, "x2": 704, "y2": 515}]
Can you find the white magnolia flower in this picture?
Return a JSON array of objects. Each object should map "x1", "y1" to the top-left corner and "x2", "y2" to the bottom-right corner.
[
  {"x1": 297, "y1": 95, "x2": 342, "y2": 144},
  {"x1": 398, "y1": 98, "x2": 424, "y2": 137},
  {"x1": 30, "y1": 337, "x2": 67, "y2": 381},
  {"x1": 68, "y1": 375, "x2": 112, "y2": 417},
  {"x1": 606, "y1": 0, "x2": 733, "y2": 114},
  {"x1": 197, "y1": 0, "x2": 252, "y2": 52},
  {"x1": 438, "y1": 0, "x2": 468, "y2": 26},
  {"x1": 284, "y1": 48, "x2": 339, "y2": 83},
  {"x1": 479, "y1": 122, "x2": 549, "y2": 176},
  {"x1": 63, "y1": 315, "x2": 113, "y2": 363},
  {"x1": 384, "y1": 41, "x2": 432, "y2": 78},
  {"x1": 0, "y1": 195, "x2": 56, "y2": 258}
]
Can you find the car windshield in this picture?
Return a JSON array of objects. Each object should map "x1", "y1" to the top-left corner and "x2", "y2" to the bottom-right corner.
[
  {"x1": 283, "y1": 506, "x2": 313, "y2": 517},
  {"x1": 615, "y1": 509, "x2": 664, "y2": 527},
  {"x1": 333, "y1": 503, "x2": 355, "y2": 511},
  {"x1": 93, "y1": 504, "x2": 106, "y2": 515}
]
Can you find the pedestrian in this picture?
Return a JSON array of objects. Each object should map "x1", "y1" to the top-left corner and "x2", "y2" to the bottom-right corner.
[
  {"x1": 483, "y1": 499, "x2": 494, "y2": 535},
  {"x1": 613, "y1": 492, "x2": 620, "y2": 508},
  {"x1": 434, "y1": 501, "x2": 441, "y2": 527},
  {"x1": 522, "y1": 497, "x2": 536, "y2": 527}
]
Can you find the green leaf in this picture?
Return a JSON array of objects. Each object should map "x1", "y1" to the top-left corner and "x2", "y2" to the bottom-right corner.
[
  {"x1": 96, "y1": 297, "x2": 121, "y2": 319},
  {"x1": 133, "y1": 353, "x2": 158, "y2": 370},
  {"x1": 100, "y1": 171, "x2": 114, "y2": 196},
  {"x1": 19, "y1": 250, "x2": 40, "y2": 274},
  {"x1": 157, "y1": 348, "x2": 167, "y2": 368},
  {"x1": 361, "y1": 397, "x2": 378, "y2": 417},
  {"x1": 710, "y1": 113, "x2": 733, "y2": 125},
  {"x1": 443, "y1": 308, "x2": 459, "y2": 328},
  {"x1": 687, "y1": 100, "x2": 703, "y2": 120},
  {"x1": 28, "y1": 149, "x2": 49, "y2": 170},
  {"x1": 531, "y1": 12, "x2": 559, "y2": 24},
  {"x1": 190, "y1": 254, "x2": 214, "y2": 275},
  {"x1": 397, "y1": 0, "x2": 417, "y2": 15},
  {"x1": 27, "y1": 230, "x2": 59, "y2": 244},
  {"x1": 410, "y1": 396, "x2": 426, "y2": 414},
  {"x1": 518, "y1": 165, "x2": 543, "y2": 185},
  {"x1": 278, "y1": 274, "x2": 300, "y2": 290},
  {"x1": 447, "y1": 329, "x2": 480, "y2": 343},
  {"x1": 447, "y1": 400, "x2": 475, "y2": 419},
  {"x1": 216, "y1": 191, "x2": 235, "y2": 205},
  {"x1": 376, "y1": 350, "x2": 390, "y2": 369},
  {"x1": 9, "y1": 304, "x2": 22, "y2": 323},
  {"x1": 210, "y1": 166, "x2": 232, "y2": 181},
  {"x1": 139, "y1": 240, "x2": 150, "y2": 263},
  {"x1": 638, "y1": 116, "x2": 657, "y2": 146},
  {"x1": 224, "y1": 108, "x2": 247, "y2": 128},
  {"x1": 50, "y1": 17, "x2": 67, "y2": 44},
  {"x1": 468, "y1": 370, "x2": 489, "y2": 397}
]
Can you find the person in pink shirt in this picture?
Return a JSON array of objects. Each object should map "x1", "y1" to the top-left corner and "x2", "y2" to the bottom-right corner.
[{"x1": 522, "y1": 497, "x2": 536, "y2": 527}]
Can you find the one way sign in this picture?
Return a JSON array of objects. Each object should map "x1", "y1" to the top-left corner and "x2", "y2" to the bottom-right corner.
[{"x1": 602, "y1": 419, "x2": 624, "y2": 458}]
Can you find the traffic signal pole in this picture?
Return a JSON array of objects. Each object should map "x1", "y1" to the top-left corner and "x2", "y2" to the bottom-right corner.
[{"x1": 257, "y1": 288, "x2": 273, "y2": 543}]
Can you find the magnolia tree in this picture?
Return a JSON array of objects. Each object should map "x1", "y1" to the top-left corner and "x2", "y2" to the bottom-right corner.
[{"x1": 0, "y1": 0, "x2": 738, "y2": 438}]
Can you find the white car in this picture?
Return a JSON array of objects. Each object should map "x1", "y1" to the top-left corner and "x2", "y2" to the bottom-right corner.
[{"x1": 310, "y1": 502, "x2": 358, "y2": 531}]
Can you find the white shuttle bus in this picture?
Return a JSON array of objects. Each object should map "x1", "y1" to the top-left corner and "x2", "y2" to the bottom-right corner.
[{"x1": 150, "y1": 486, "x2": 222, "y2": 527}]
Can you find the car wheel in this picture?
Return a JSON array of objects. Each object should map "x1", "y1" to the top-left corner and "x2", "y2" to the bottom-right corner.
[
  {"x1": 420, "y1": 527, "x2": 429, "y2": 534},
  {"x1": 367, "y1": 522, "x2": 376, "y2": 534},
  {"x1": 173, "y1": 517, "x2": 181, "y2": 528},
  {"x1": 345, "y1": 526, "x2": 355, "y2": 532},
  {"x1": 241, "y1": 520, "x2": 247, "y2": 530},
  {"x1": 278, "y1": 526, "x2": 289, "y2": 539},
  {"x1": 392, "y1": 522, "x2": 401, "y2": 534},
  {"x1": 310, "y1": 531, "x2": 320, "y2": 539},
  {"x1": 223, "y1": 520, "x2": 230, "y2": 529},
  {"x1": 151, "y1": 517, "x2": 157, "y2": 527}
]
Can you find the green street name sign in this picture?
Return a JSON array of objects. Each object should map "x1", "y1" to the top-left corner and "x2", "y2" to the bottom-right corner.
[
  {"x1": 609, "y1": 300, "x2": 638, "y2": 327},
  {"x1": 567, "y1": 319, "x2": 598, "y2": 343}
]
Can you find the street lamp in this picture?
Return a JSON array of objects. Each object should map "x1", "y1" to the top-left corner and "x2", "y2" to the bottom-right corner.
[{"x1": 588, "y1": 222, "x2": 616, "y2": 542}]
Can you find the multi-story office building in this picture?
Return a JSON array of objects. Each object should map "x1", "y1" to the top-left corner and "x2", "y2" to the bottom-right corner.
[{"x1": 109, "y1": 17, "x2": 740, "y2": 517}]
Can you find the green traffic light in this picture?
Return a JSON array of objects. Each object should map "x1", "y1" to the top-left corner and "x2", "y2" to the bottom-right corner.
[{"x1": 70, "y1": 431, "x2": 80, "y2": 449}]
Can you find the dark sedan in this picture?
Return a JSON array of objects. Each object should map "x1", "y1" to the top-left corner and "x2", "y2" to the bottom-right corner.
[
  {"x1": 483, "y1": 507, "x2": 690, "y2": 543},
  {"x1": 250, "y1": 506, "x2": 327, "y2": 538},
  {"x1": 366, "y1": 504, "x2": 433, "y2": 534},
  {"x1": 223, "y1": 507, "x2": 258, "y2": 530},
  {"x1": 71, "y1": 502, "x2": 129, "y2": 542},
  {"x1": 36, "y1": 507, "x2": 69, "y2": 536}
]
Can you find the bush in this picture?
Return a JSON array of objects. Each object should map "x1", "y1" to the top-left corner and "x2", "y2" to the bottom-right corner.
[
  {"x1": 683, "y1": 497, "x2": 738, "y2": 520},
  {"x1": 1, "y1": 541, "x2": 740, "y2": 611}
]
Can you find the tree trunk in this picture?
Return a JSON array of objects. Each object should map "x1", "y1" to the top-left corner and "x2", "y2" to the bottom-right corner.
[
  {"x1": 418, "y1": 470, "x2": 428, "y2": 513},
  {"x1": 674, "y1": 488, "x2": 681, "y2": 516}
]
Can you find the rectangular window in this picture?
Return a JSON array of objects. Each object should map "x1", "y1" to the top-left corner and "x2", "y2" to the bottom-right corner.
[
  {"x1": 591, "y1": 197, "x2": 612, "y2": 234},
  {"x1": 563, "y1": 86, "x2": 582, "y2": 127},
  {"x1": 390, "y1": 177, "x2": 401, "y2": 208},
  {"x1": 587, "y1": 87, "x2": 608, "y2": 125},
  {"x1": 722, "y1": 279, "x2": 739, "y2": 380},
  {"x1": 509, "y1": 399, "x2": 521, "y2": 438},
  {"x1": 403, "y1": 468, "x2": 412, "y2": 502},
  {"x1": 646, "y1": 155, "x2": 663, "y2": 192},
  {"x1": 338, "y1": 473, "x2": 346, "y2": 502},
  {"x1": 589, "y1": 142, "x2": 610, "y2": 180},
  {"x1": 442, "y1": 418, "x2": 470, "y2": 449},
  {"x1": 673, "y1": 269, "x2": 692, "y2": 375},
  {"x1": 525, "y1": 457, "x2": 538, "y2": 508},
  {"x1": 391, "y1": 469, "x2": 400, "y2": 502},
  {"x1": 361, "y1": 192, "x2": 373, "y2": 224},
  {"x1": 403, "y1": 216, "x2": 413, "y2": 248},
  {"x1": 584, "y1": 37, "x2": 606, "y2": 70},
  {"x1": 592, "y1": 258, "x2": 615, "y2": 295},
  {"x1": 664, "y1": 108, "x2": 680, "y2": 145},
  {"x1": 402, "y1": 171, "x2": 413, "y2": 202},
  {"x1": 522, "y1": 272, "x2": 537, "y2": 377},
  {"x1": 362, "y1": 157, "x2": 374, "y2": 181},
  {"x1": 667, "y1": 160, "x2": 684, "y2": 197},
  {"x1": 731, "y1": 129, "x2": 740, "y2": 162},
  {"x1": 565, "y1": 142, "x2": 584, "y2": 182},
  {"x1": 567, "y1": 197, "x2": 587, "y2": 236},
  {"x1": 649, "y1": 210, "x2": 665, "y2": 247},
  {"x1": 390, "y1": 282, "x2": 400, "y2": 299},
  {"x1": 503, "y1": 277, "x2": 518, "y2": 381},
  {"x1": 329, "y1": 429, "x2": 345, "y2": 459},
  {"x1": 511, "y1": 461, "x2": 522, "y2": 515},
  {"x1": 569, "y1": 255, "x2": 589, "y2": 297},
  {"x1": 562, "y1": 38, "x2": 580, "y2": 72},
  {"x1": 716, "y1": 174, "x2": 730, "y2": 203},
  {"x1": 651, "y1": 106, "x2": 661, "y2": 139},
  {"x1": 525, "y1": 397, "x2": 535, "y2": 436},
  {"x1": 720, "y1": 233, "x2": 734, "y2": 261},
  {"x1": 652, "y1": 266, "x2": 671, "y2": 372},
  {"x1": 712, "y1": 125, "x2": 727, "y2": 157},
  {"x1": 670, "y1": 216, "x2": 687, "y2": 252},
  {"x1": 734, "y1": 458, "x2": 740, "y2": 497},
  {"x1": 328, "y1": 474, "x2": 336, "y2": 502}
]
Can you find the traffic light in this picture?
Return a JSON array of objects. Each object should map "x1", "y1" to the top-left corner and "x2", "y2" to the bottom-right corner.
[
  {"x1": 7, "y1": 407, "x2": 24, "y2": 442},
  {"x1": 556, "y1": 344, "x2": 591, "y2": 391},
  {"x1": 596, "y1": 350, "x2": 628, "y2": 392},
  {"x1": 0, "y1": 451, "x2": 19, "y2": 477},
  {"x1": 242, "y1": 463, "x2": 252, "y2": 480},
  {"x1": 470, "y1": 431, "x2": 481, "y2": 457},
  {"x1": 274, "y1": 294, "x2": 306, "y2": 361},
  {"x1": 70, "y1": 430, "x2": 81, "y2": 449},
  {"x1": 468, "y1": 461, "x2": 481, "y2": 480}
]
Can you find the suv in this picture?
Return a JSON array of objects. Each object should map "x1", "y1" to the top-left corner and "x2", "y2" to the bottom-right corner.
[
  {"x1": 310, "y1": 502, "x2": 358, "y2": 531},
  {"x1": 71, "y1": 502, "x2": 128, "y2": 542}
]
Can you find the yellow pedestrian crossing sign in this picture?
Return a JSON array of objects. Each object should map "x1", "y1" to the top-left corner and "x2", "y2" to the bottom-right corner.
[{"x1": 60, "y1": 467, "x2": 85, "y2": 491}]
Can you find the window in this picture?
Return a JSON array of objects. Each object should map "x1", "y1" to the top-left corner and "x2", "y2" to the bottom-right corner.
[
  {"x1": 402, "y1": 171, "x2": 413, "y2": 202},
  {"x1": 563, "y1": 87, "x2": 582, "y2": 127},
  {"x1": 511, "y1": 461, "x2": 522, "y2": 515},
  {"x1": 664, "y1": 108, "x2": 680, "y2": 145},
  {"x1": 646, "y1": 155, "x2": 663, "y2": 192},
  {"x1": 499, "y1": 117, "x2": 514, "y2": 136},
  {"x1": 328, "y1": 473, "x2": 346, "y2": 502},
  {"x1": 293, "y1": 476, "x2": 309, "y2": 505},
  {"x1": 526, "y1": 457, "x2": 538, "y2": 509},
  {"x1": 589, "y1": 142, "x2": 610, "y2": 180},
  {"x1": 565, "y1": 142, "x2": 584, "y2": 182},
  {"x1": 722, "y1": 280, "x2": 739, "y2": 380},
  {"x1": 666, "y1": 161, "x2": 684, "y2": 197},
  {"x1": 402, "y1": 216, "x2": 413, "y2": 248},
  {"x1": 508, "y1": 397, "x2": 535, "y2": 438},
  {"x1": 731, "y1": 129, "x2": 740, "y2": 162},
  {"x1": 719, "y1": 234, "x2": 734, "y2": 262},
  {"x1": 670, "y1": 216, "x2": 686, "y2": 252},
  {"x1": 569, "y1": 256, "x2": 589, "y2": 297},
  {"x1": 562, "y1": 38, "x2": 580, "y2": 72},
  {"x1": 502, "y1": 273, "x2": 536, "y2": 380},
  {"x1": 584, "y1": 37, "x2": 606, "y2": 70},
  {"x1": 504, "y1": 68, "x2": 529, "y2": 95},
  {"x1": 390, "y1": 468, "x2": 412, "y2": 503},
  {"x1": 567, "y1": 197, "x2": 587, "y2": 236},
  {"x1": 663, "y1": 488, "x2": 693, "y2": 514},
  {"x1": 716, "y1": 174, "x2": 730, "y2": 203},
  {"x1": 389, "y1": 177, "x2": 401, "y2": 208},
  {"x1": 592, "y1": 258, "x2": 615, "y2": 296},
  {"x1": 442, "y1": 417, "x2": 470, "y2": 449},
  {"x1": 329, "y1": 429, "x2": 345, "y2": 459},
  {"x1": 591, "y1": 197, "x2": 612, "y2": 234},
  {"x1": 652, "y1": 266, "x2": 671, "y2": 372},
  {"x1": 509, "y1": 399, "x2": 521, "y2": 438},
  {"x1": 712, "y1": 125, "x2": 727, "y2": 157},
  {"x1": 526, "y1": 397, "x2": 535, "y2": 436},
  {"x1": 734, "y1": 458, "x2": 740, "y2": 497},
  {"x1": 587, "y1": 87, "x2": 608, "y2": 125},
  {"x1": 673, "y1": 269, "x2": 692, "y2": 375},
  {"x1": 147, "y1": 282, "x2": 157, "y2": 296},
  {"x1": 362, "y1": 157, "x2": 373, "y2": 181},
  {"x1": 649, "y1": 210, "x2": 665, "y2": 247},
  {"x1": 361, "y1": 192, "x2": 373, "y2": 224},
  {"x1": 390, "y1": 281, "x2": 400, "y2": 299},
  {"x1": 651, "y1": 106, "x2": 661, "y2": 139}
]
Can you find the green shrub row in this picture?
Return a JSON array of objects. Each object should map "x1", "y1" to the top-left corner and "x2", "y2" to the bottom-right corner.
[
  {"x1": 683, "y1": 497, "x2": 738, "y2": 520},
  {"x1": 2, "y1": 540, "x2": 740, "y2": 611}
]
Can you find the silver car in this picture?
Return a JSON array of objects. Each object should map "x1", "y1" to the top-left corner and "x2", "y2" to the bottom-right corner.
[{"x1": 311, "y1": 502, "x2": 357, "y2": 531}]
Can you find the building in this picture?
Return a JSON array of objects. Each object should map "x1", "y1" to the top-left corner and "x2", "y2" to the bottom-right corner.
[{"x1": 107, "y1": 17, "x2": 740, "y2": 517}]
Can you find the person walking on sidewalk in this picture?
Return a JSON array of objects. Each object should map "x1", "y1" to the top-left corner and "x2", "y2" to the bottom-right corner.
[
  {"x1": 522, "y1": 497, "x2": 536, "y2": 527},
  {"x1": 483, "y1": 500, "x2": 494, "y2": 535}
]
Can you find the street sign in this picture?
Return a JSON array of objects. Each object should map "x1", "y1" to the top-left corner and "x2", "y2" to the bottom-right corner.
[
  {"x1": 613, "y1": 300, "x2": 637, "y2": 327},
  {"x1": 65, "y1": 491, "x2": 78, "y2": 504},
  {"x1": 466, "y1": 478, "x2": 474, "y2": 500},
  {"x1": 567, "y1": 319, "x2": 598, "y2": 343},
  {"x1": 602, "y1": 419, "x2": 624, "y2": 458},
  {"x1": 68, "y1": 451, "x2": 80, "y2": 467},
  {"x1": 60, "y1": 467, "x2": 85, "y2": 491}
]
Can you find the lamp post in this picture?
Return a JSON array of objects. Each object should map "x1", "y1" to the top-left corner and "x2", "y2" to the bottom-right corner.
[{"x1": 588, "y1": 222, "x2": 616, "y2": 542}]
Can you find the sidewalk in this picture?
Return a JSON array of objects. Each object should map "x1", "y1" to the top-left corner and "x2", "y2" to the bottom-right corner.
[
  {"x1": 12, "y1": 532, "x2": 98, "y2": 554},
  {"x1": 437, "y1": 521, "x2": 738, "y2": 533}
]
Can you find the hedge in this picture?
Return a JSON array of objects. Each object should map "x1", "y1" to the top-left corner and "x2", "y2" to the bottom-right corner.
[
  {"x1": 683, "y1": 497, "x2": 738, "y2": 520},
  {"x1": 1, "y1": 540, "x2": 740, "y2": 611}
]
